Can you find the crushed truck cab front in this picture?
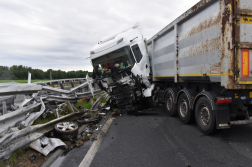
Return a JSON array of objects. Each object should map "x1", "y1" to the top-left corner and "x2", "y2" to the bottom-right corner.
[{"x1": 90, "y1": 23, "x2": 154, "y2": 111}]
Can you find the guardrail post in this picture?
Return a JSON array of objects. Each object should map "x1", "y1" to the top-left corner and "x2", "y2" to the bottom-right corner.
[
  {"x1": 90, "y1": 97, "x2": 94, "y2": 105},
  {"x1": 59, "y1": 82, "x2": 64, "y2": 89},
  {"x1": 2, "y1": 102, "x2": 7, "y2": 115},
  {"x1": 71, "y1": 81, "x2": 74, "y2": 88},
  {"x1": 55, "y1": 108, "x2": 59, "y2": 118}
]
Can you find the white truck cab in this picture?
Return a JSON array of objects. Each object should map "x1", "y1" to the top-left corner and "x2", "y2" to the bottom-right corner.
[{"x1": 90, "y1": 23, "x2": 154, "y2": 110}]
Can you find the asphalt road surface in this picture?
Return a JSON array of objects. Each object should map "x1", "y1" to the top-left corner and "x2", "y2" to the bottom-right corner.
[{"x1": 56, "y1": 105, "x2": 252, "y2": 167}]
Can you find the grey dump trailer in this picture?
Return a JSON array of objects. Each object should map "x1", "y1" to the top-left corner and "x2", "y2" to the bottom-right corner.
[
  {"x1": 90, "y1": 0, "x2": 252, "y2": 134},
  {"x1": 146, "y1": 0, "x2": 252, "y2": 134}
]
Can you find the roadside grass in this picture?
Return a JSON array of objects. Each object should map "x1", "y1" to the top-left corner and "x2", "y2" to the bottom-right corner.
[
  {"x1": 32, "y1": 114, "x2": 57, "y2": 125},
  {"x1": 77, "y1": 95, "x2": 107, "y2": 109},
  {"x1": 32, "y1": 106, "x2": 72, "y2": 125},
  {"x1": 101, "y1": 97, "x2": 106, "y2": 103},
  {"x1": 0, "y1": 79, "x2": 50, "y2": 83},
  {"x1": 0, "y1": 148, "x2": 27, "y2": 167},
  {"x1": 77, "y1": 99, "x2": 92, "y2": 109}
]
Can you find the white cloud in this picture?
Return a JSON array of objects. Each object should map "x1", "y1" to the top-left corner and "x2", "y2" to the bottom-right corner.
[{"x1": 0, "y1": 0, "x2": 199, "y2": 72}]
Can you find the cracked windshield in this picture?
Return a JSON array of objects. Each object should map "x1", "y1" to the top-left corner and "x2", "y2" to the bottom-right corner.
[{"x1": 93, "y1": 46, "x2": 135, "y2": 78}]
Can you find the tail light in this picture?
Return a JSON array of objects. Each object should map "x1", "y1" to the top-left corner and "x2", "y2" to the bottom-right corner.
[
  {"x1": 241, "y1": 50, "x2": 249, "y2": 77},
  {"x1": 216, "y1": 97, "x2": 232, "y2": 104}
]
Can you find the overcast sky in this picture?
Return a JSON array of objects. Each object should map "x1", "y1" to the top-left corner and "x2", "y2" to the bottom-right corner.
[{"x1": 0, "y1": 0, "x2": 199, "y2": 72}]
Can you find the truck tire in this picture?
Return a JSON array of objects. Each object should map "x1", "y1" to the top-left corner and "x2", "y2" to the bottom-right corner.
[
  {"x1": 145, "y1": 97, "x2": 159, "y2": 108},
  {"x1": 177, "y1": 93, "x2": 194, "y2": 123},
  {"x1": 165, "y1": 91, "x2": 177, "y2": 116},
  {"x1": 195, "y1": 97, "x2": 216, "y2": 134},
  {"x1": 54, "y1": 122, "x2": 78, "y2": 140}
]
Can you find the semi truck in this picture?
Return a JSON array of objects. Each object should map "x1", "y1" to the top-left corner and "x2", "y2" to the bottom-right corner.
[{"x1": 90, "y1": 0, "x2": 252, "y2": 134}]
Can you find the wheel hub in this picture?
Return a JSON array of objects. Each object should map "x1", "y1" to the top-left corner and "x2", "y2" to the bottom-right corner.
[
  {"x1": 200, "y1": 106, "x2": 210, "y2": 126},
  {"x1": 167, "y1": 97, "x2": 172, "y2": 110},
  {"x1": 180, "y1": 100, "x2": 187, "y2": 117},
  {"x1": 57, "y1": 122, "x2": 77, "y2": 131}
]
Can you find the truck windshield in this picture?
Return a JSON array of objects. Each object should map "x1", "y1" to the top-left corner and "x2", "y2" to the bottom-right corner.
[{"x1": 92, "y1": 46, "x2": 135, "y2": 78}]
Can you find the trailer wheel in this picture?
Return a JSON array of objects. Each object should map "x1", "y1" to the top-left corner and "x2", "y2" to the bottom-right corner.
[
  {"x1": 165, "y1": 92, "x2": 177, "y2": 116},
  {"x1": 178, "y1": 93, "x2": 194, "y2": 123},
  {"x1": 195, "y1": 97, "x2": 216, "y2": 134}
]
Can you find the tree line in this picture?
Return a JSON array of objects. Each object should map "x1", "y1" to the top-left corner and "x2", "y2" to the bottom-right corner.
[{"x1": 0, "y1": 65, "x2": 92, "y2": 80}]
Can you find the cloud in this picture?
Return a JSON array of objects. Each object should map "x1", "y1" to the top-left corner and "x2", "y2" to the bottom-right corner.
[{"x1": 0, "y1": 0, "x2": 199, "y2": 72}]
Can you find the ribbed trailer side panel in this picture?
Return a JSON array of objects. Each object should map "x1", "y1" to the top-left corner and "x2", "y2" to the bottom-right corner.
[
  {"x1": 148, "y1": 0, "x2": 252, "y2": 89},
  {"x1": 153, "y1": 29, "x2": 175, "y2": 79},
  {"x1": 177, "y1": 1, "x2": 221, "y2": 82},
  {"x1": 148, "y1": 0, "x2": 228, "y2": 82}
]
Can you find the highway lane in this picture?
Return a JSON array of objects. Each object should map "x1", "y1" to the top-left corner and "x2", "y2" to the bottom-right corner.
[{"x1": 90, "y1": 106, "x2": 252, "y2": 167}]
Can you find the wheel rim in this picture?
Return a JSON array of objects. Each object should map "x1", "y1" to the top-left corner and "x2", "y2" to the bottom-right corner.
[
  {"x1": 200, "y1": 106, "x2": 210, "y2": 126},
  {"x1": 57, "y1": 122, "x2": 77, "y2": 131},
  {"x1": 167, "y1": 97, "x2": 172, "y2": 111},
  {"x1": 179, "y1": 99, "x2": 187, "y2": 117}
]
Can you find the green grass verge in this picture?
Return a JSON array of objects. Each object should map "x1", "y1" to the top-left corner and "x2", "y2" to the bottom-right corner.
[
  {"x1": 0, "y1": 79, "x2": 51, "y2": 83},
  {"x1": 77, "y1": 99, "x2": 92, "y2": 109},
  {"x1": 101, "y1": 97, "x2": 106, "y2": 103},
  {"x1": 32, "y1": 114, "x2": 57, "y2": 125},
  {"x1": 77, "y1": 95, "x2": 107, "y2": 109},
  {"x1": 0, "y1": 148, "x2": 27, "y2": 167}
]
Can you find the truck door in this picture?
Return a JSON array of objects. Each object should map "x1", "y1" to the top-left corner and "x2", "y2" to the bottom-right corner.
[
  {"x1": 236, "y1": 0, "x2": 252, "y2": 84},
  {"x1": 130, "y1": 39, "x2": 151, "y2": 77}
]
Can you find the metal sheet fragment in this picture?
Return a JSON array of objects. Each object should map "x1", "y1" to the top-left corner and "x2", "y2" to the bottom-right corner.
[
  {"x1": 0, "y1": 102, "x2": 41, "y2": 137},
  {"x1": 20, "y1": 97, "x2": 46, "y2": 127},
  {"x1": 0, "y1": 111, "x2": 85, "y2": 161},
  {"x1": 29, "y1": 136, "x2": 67, "y2": 156}
]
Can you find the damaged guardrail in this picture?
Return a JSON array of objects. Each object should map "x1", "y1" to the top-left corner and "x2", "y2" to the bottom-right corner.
[
  {"x1": 0, "y1": 110, "x2": 85, "y2": 161},
  {"x1": 0, "y1": 84, "x2": 42, "y2": 96},
  {"x1": 0, "y1": 75, "x2": 108, "y2": 164}
]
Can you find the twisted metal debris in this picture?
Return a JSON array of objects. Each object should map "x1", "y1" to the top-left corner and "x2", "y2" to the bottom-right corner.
[{"x1": 0, "y1": 75, "x2": 107, "y2": 161}]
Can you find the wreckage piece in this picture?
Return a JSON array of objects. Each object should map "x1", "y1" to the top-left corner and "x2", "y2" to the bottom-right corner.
[
  {"x1": 0, "y1": 82, "x2": 17, "y2": 86},
  {"x1": 46, "y1": 89, "x2": 104, "y2": 102},
  {"x1": 77, "y1": 115, "x2": 102, "y2": 124},
  {"x1": 54, "y1": 122, "x2": 79, "y2": 140},
  {"x1": 29, "y1": 136, "x2": 67, "y2": 156},
  {"x1": 20, "y1": 97, "x2": 47, "y2": 127},
  {"x1": 2, "y1": 102, "x2": 7, "y2": 115},
  {"x1": 0, "y1": 84, "x2": 42, "y2": 96},
  {"x1": 0, "y1": 110, "x2": 85, "y2": 161},
  {"x1": 46, "y1": 95, "x2": 78, "y2": 103},
  {"x1": 18, "y1": 93, "x2": 38, "y2": 109},
  {"x1": 66, "y1": 101, "x2": 75, "y2": 113},
  {"x1": 42, "y1": 80, "x2": 90, "y2": 95},
  {"x1": 66, "y1": 101, "x2": 83, "y2": 113},
  {"x1": 33, "y1": 78, "x2": 86, "y2": 86},
  {"x1": 90, "y1": 93, "x2": 109, "y2": 111},
  {"x1": 86, "y1": 74, "x2": 94, "y2": 97},
  {"x1": 0, "y1": 102, "x2": 41, "y2": 137},
  {"x1": 75, "y1": 89, "x2": 103, "y2": 99},
  {"x1": 0, "y1": 95, "x2": 15, "y2": 113}
]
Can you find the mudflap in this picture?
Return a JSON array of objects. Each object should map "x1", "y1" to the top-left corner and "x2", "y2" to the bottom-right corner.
[{"x1": 215, "y1": 105, "x2": 231, "y2": 129}]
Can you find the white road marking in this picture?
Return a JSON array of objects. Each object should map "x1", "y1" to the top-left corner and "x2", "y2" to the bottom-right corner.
[{"x1": 79, "y1": 118, "x2": 113, "y2": 167}]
